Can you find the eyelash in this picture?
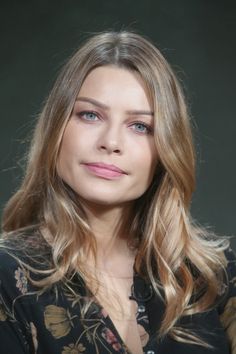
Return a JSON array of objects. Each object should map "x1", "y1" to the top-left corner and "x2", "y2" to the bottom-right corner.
[
  {"x1": 76, "y1": 111, "x2": 153, "y2": 135},
  {"x1": 77, "y1": 111, "x2": 99, "y2": 121},
  {"x1": 131, "y1": 121, "x2": 153, "y2": 134}
]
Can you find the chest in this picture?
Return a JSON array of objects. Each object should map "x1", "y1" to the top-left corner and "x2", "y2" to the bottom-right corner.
[
  {"x1": 88, "y1": 272, "x2": 146, "y2": 354},
  {"x1": 17, "y1": 276, "x2": 230, "y2": 354}
]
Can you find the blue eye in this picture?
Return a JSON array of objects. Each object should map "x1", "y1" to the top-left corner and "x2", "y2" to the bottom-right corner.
[
  {"x1": 132, "y1": 122, "x2": 152, "y2": 134},
  {"x1": 79, "y1": 111, "x2": 99, "y2": 121}
]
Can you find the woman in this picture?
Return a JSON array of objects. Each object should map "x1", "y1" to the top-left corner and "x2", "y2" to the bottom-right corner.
[{"x1": 0, "y1": 31, "x2": 235, "y2": 354}]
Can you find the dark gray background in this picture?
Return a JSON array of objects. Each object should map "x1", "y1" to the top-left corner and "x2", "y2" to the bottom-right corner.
[{"x1": 0, "y1": 0, "x2": 235, "y2": 248}]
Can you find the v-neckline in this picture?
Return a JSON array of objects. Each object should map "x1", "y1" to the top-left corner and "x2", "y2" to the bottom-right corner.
[
  {"x1": 88, "y1": 288, "x2": 144, "y2": 354},
  {"x1": 70, "y1": 268, "x2": 152, "y2": 353}
]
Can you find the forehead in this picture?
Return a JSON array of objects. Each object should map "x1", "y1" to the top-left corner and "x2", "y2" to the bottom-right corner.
[{"x1": 78, "y1": 65, "x2": 153, "y2": 110}]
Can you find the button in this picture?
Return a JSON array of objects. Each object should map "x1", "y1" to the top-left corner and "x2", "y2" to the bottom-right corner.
[{"x1": 138, "y1": 304, "x2": 146, "y2": 313}]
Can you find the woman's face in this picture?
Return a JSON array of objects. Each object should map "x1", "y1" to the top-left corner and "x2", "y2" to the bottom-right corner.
[{"x1": 57, "y1": 65, "x2": 158, "y2": 208}]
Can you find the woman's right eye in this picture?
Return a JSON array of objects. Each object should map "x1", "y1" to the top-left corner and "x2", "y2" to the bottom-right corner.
[{"x1": 77, "y1": 111, "x2": 99, "y2": 121}]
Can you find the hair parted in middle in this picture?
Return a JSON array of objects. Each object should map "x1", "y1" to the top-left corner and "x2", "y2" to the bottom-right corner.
[{"x1": 2, "y1": 31, "x2": 228, "y2": 345}]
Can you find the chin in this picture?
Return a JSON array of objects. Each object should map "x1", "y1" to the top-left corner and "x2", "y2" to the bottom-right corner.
[
  {"x1": 81, "y1": 197, "x2": 125, "y2": 206},
  {"x1": 77, "y1": 193, "x2": 134, "y2": 208}
]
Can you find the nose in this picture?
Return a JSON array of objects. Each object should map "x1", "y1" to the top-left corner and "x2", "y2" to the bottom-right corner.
[{"x1": 97, "y1": 123, "x2": 123, "y2": 154}]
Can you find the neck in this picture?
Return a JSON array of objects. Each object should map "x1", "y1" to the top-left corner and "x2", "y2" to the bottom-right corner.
[{"x1": 80, "y1": 200, "x2": 136, "y2": 269}]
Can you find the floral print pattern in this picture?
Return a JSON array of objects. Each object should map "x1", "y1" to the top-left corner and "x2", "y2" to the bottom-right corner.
[
  {"x1": 30, "y1": 322, "x2": 38, "y2": 353},
  {"x1": 220, "y1": 297, "x2": 236, "y2": 353},
  {"x1": 14, "y1": 267, "x2": 28, "y2": 294},
  {"x1": 0, "y1": 304, "x2": 7, "y2": 321},
  {"x1": 101, "y1": 327, "x2": 123, "y2": 351},
  {"x1": 62, "y1": 343, "x2": 85, "y2": 353},
  {"x1": 44, "y1": 305, "x2": 77, "y2": 339},
  {"x1": 0, "y1": 241, "x2": 235, "y2": 354},
  {"x1": 231, "y1": 276, "x2": 236, "y2": 287}
]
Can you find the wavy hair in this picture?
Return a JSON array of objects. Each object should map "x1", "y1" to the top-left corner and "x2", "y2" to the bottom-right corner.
[{"x1": 1, "y1": 31, "x2": 228, "y2": 345}]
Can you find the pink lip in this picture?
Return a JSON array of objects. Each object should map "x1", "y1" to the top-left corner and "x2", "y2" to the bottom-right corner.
[{"x1": 82, "y1": 162, "x2": 127, "y2": 179}]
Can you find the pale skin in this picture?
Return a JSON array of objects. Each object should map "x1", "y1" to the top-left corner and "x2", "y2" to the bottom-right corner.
[{"x1": 57, "y1": 65, "x2": 158, "y2": 353}]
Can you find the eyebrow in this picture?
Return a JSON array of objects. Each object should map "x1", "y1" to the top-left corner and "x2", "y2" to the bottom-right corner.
[{"x1": 76, "y1": 96, "x2": 154, "y2": 116}]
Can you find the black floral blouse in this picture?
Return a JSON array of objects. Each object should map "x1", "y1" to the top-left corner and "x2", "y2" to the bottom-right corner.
[{"x1": 0, "y1": 233, "x2": 235, "y2": 354}]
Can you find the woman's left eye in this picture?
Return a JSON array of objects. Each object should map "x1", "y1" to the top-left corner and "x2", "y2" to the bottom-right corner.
[
  {"x1": 78, "y1": 111, "x2": 99, "y2": 121},
  {"x1": 131, "y1": 122, "x2": 153, "y2": 134}
]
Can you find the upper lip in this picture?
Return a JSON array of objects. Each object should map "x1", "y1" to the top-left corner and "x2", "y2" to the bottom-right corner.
[{"x1": 83, "y1": 162, "x2": 127, "y2": 174}]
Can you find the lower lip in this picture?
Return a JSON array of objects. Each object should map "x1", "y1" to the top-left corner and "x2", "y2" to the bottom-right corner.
[{"x1": 83, "y1": 164, "x2": 125, "y2": 179}]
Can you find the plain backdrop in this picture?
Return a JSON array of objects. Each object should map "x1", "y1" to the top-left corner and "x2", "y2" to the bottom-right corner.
[{"x1": 0, "y1": 0, "x2": 235, "y2": 249}]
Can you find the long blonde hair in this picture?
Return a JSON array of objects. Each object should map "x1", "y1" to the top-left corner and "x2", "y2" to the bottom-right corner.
[{"x1": 1, "y1": 31, "x2": 228, "y2": 345}]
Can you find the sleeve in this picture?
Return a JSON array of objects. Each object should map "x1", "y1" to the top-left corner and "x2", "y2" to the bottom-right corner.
[
  {"x1": 218, "y1": 247, "x2": 236, "y2": 354},
  {"x1": 0, "y1": 250, "x2": 32, "y2": 353}
]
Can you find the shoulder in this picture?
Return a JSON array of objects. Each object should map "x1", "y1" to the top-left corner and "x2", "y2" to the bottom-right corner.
[
  {"x1": 0, "y1": 229, "x2": 52, "y2": 265},
  {"x1": 0, "y1": 244, "x2": 30, "y2": 299},
  {"x1": 222, "y1": 246, "x2": 236, "y2": 299},
  {"x1": 0, "y1": 230, "x2": 52, "y2": 293},
  {"x1": 218, "y1": 246, "x2": 236, "y2": 352},
  {"x1": 0, "y1": 247, "x2": 21, "y2": 281},
  {"x1": 224, "y1": 247, "x2": 236, "y2": 276},
  {"x1": 217, "y1": 247, "x2": 236, "y2": 305},
  {"x1": 0, "y1": 247, "x2": 30, "y2": 329},
  {"x1": 0, "y1": 247, "x2": 20, "y2": 270}
]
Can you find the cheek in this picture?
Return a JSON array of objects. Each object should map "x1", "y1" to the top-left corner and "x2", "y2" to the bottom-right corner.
[
  {"x1": 58, "y1": 124, "x2": 85, "y2": 164},
  {"x1": 56, "y1": 130, "x2": 77, "y2": 178},
  {"x1": 61, "y1": 125, "x2": 79, "y2": 152},
  {"x1": 135, "y1": 145, "x2": 158, "y2": 180}
]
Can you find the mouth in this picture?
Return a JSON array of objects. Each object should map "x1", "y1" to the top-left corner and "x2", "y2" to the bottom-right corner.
[{"x1": 82, "y1": 162, "x2": 127, "y2": 179}]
